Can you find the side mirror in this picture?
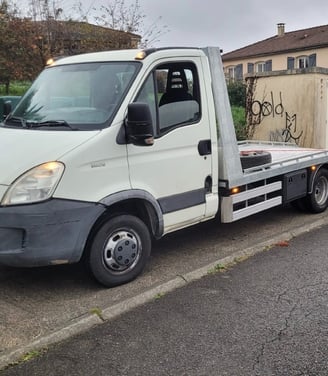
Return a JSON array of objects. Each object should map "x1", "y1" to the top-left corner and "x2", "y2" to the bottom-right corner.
[
  {"x1": 0, "y1": 99, "x2": 11, "y2": 120},
  {"x1": 126, "y1": 103, "x2": 154, "y2": 146},
  {"x1": 3, "y1": 101, "x2": 12, "y2": 118}
]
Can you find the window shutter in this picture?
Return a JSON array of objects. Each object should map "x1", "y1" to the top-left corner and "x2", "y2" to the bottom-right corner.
[
  {"x1": 309, "y1": 54, "x2": 317, "y2": 67},
  {"x1": 235, "y1": 64, "x2": 243, "y2": 80},
  {"x1": 265, "y1": 60, "x2": 272, "y2": 71},
  {"x1": 287, "y1": 57, "x2": 295, "y2": 69},
  {"x1": 247, "y1": 63, "x2": 254, "y2": 73}
]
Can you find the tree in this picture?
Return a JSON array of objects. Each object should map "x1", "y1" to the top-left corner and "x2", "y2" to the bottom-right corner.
[
  {"x1": 28, "y1": 0, "x2": 64, "y2": 21},
  {"x1": 0, "y1": 0, "x2": 42, "y2": 92},
  {"x1": 227, "y1": 81, "x2": 247, "y2": 140},
  {"x1": 227, "y1": 81, "x2": 246, "y2": 107},
  {"x1": 0, "y1": 0, "x2": 168, "y2": 91},
  {"x1": 95, "y1": 0, "x2": 144, "y2": 33},
  {"x1": 90, "y1": 0, "x2": 168, "y2": 47},
  {"x1": 26, "y1": 0, "x2": 66, "y2": 64},
  {"x1": 0, "y1": 1, "x2": 13, "y2": 92}
]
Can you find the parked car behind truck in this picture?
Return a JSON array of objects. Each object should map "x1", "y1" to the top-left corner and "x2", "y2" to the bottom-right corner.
[{"x1": 1, "y1": 47, "x2": 328, "y2": 287}]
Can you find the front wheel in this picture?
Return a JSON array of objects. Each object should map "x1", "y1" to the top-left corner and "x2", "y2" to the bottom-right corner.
[
  {"x1": 306, "y1": 168, "x2": 328, "y2": 213},
  {"x1": 88, "y1": 215, "x2": 151, "y2": 287}
]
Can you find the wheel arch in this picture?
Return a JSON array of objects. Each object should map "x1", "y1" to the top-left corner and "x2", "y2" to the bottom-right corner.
[
  {"x1": 85, "y1": 190, "x2": 163, "y2": 252},
  {"x1": 308, "y1": 164, "x2": 328, "y2": 194}
]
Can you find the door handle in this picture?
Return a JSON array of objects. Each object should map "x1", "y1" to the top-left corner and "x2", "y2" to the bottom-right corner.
[{"x1": 198, "y1": 139, "x2": 212, "y2": 156}]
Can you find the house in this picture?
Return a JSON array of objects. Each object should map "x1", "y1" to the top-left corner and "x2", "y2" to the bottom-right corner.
[{"x1": 222, "y1": 23, "x2": 328, "y2": 81}]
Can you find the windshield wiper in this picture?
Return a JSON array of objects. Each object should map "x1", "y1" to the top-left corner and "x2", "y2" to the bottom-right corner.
[
  {"x1": 4, "y1": 116, "x2": 28, "y2": 127},
  {"x1": 4, "y1": 117, "x2": 76, "y2": 130},
  {"x1": 26, "y1": 120, "x2": 76, "y2": 130}
]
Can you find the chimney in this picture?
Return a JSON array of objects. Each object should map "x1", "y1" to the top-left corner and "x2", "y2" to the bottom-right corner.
[{"x1": 277, "y1": 23, "x2": 285, "y2": 37}]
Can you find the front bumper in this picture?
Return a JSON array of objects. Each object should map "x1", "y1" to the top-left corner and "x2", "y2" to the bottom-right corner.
[{"x1": 0, "y1": 198, "x2": 106, "y2": 267}]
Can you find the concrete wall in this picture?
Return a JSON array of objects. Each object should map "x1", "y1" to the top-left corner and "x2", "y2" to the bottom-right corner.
[{"x1": 246, "y1": 68, "x2": 328, "y2": 148}]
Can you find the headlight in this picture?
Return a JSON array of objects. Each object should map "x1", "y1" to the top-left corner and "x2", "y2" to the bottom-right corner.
[{"x1": 2, "y1": 162, "x2": 65, "y2": 206}]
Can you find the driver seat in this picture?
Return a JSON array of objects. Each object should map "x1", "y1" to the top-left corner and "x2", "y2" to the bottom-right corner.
[{"x1": 159, "y1": 69, "x2": 193, "y2": 106}]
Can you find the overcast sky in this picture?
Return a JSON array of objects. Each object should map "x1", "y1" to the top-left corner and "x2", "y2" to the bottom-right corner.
[{"x1": 137, "y1": 0, "x2": 328, "y2": 53}]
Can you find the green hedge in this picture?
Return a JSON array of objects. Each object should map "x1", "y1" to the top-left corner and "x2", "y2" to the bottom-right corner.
[
  {"x1": 0, "y1": 81, "x2": 31, "y2": 96},
  {"x1": 231, "y1": 106, "x2": 247, "y2": 140}
]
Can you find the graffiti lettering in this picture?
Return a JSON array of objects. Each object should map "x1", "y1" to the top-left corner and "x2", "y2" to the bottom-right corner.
[
  {"x1": 282, "y1": 113, "x2": 303, "y2": 144},
  {"x1": 250, "y1": 92, "x2": 284, "y2": 120},
  {"x1": 268, "y1": 113, "x2": 303, "y2": 145}
]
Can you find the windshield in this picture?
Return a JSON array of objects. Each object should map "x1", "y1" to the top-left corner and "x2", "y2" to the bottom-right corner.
[{"x1": 4, "y1": 61, "x2": 140, "y2": 130}]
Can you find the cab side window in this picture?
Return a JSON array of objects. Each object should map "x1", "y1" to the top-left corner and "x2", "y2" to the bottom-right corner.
[{"x1": 135, "y1": 62, "x2": 201, "y2": 137}]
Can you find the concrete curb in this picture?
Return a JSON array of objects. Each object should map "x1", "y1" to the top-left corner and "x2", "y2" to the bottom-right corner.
[{"x1": 1, "y1": 216, "x2": 327, "y2": 370}]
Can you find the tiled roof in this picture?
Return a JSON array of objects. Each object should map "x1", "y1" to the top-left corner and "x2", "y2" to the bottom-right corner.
[{"x1": 222, "y1": 24, "x2": 328, "y2": 61}]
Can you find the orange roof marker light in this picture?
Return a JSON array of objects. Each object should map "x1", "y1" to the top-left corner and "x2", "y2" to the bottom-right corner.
[
  {"x1": 135, "y1": 50, "x2": 147, "y2": 60},
  {"x1": 46, "y1": 56, "x2": 68, "y2": 66},
  {"x1": 46, "y1": 57, "x2": 55, "y2": 66}
]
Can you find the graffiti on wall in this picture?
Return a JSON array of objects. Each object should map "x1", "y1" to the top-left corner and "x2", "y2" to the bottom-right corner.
[
  {"x1": 283, "y1": 113, "x2": 303, "y2": 143},
  {"x1": 247, "y1": 89, "x2": 303, "y2": 144},
  {"x1": 250, "y1": 91, "x2": 284, "y2": 121},
  {"x1": 269, "y1": 113, "x2": 303, "y2": 144}
]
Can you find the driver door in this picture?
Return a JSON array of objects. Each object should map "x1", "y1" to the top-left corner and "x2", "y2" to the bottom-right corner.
[{"x1": 127, "y1": 58, "x2": 213, "y2": 233}]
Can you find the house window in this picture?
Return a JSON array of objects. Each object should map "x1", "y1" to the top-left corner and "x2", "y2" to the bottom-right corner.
[
  {"x1": 297, "y1": 56, "x2": 309, "y2": 68},
  {"x1": 287, "y1": 54, "x2": 316, "y2": 69},
  {"x1": 247, "y1": 63, "x2": 254, "y2": 73},
  {"x1": 287, "y1": 57, "x2": 295, "y2": 69},
  {"x1": 256, "y1": 62, "x2": 266, "y2": 73},
  {"x1": 225, "y1": 64, "x2": 243, "y2": 81},
  {"x1": 226, "y1": 66, "x2": 236, "y2": 81},
  {"x1": 255, "y1": 60, "x2": 272, "y2": 73}
]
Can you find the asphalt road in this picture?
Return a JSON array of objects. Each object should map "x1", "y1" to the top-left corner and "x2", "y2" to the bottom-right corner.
[{"x1": 1, "y1": 222, "x2": 328, "y2": 375}]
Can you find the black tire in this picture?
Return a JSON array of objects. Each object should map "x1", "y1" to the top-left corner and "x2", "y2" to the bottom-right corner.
[
  {"x1": 240, "y1": 150, "x2": 272, "y2": 170},
  {"x1": 306, "y1": 168, "x2": 328, "y2": 213},
  {"x1": 88, "y1": 215, "x2": 151, "y2": 287}
]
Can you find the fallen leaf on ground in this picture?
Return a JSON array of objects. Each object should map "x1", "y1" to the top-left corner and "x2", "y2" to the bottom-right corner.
[{"x1": 275, "y1": 240, "x2": 289, "y2": 247}]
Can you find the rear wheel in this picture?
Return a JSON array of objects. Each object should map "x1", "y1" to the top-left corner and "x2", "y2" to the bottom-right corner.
[
  {"x1": 306, "y1": 168, "x2": 328, "y2": 213},
  {"x1": 88, "y1": 215, "x2": 151, "y2": 287}
]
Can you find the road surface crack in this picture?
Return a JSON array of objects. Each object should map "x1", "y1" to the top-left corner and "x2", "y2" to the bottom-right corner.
[{"x1": 252, "y1": 302, "x2": 297, "y2": 372}]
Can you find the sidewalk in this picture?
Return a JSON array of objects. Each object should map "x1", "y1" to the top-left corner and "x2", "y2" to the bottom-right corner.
[{"x1": 1, "y1": 206, "x2": 328, "y2": 370}]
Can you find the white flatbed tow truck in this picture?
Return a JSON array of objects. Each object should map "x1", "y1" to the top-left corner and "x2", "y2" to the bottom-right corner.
[{"x1": 0, "y1": 46, "x2": 327, "y2": 286}]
